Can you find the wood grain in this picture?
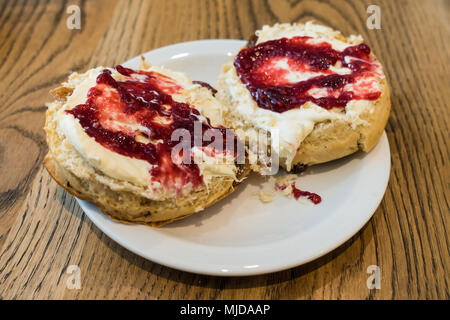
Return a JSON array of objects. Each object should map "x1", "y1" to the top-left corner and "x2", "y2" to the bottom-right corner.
[{"x1": 0, "y1": 0, "x2": 448, "y2": 299}]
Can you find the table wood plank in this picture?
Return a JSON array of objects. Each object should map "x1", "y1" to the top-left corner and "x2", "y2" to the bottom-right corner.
[{"x1": 0, "y1": 0, "x2": 448, "y2": 299}]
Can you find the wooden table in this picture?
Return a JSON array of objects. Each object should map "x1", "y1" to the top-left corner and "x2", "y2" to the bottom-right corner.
[{"x1": 0, "y1": 0, "x2": 448, "y2": 300}]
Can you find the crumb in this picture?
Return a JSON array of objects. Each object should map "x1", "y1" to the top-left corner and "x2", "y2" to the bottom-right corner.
[
  {"x1": 140, "y1": 56, "x2": 151, "y2": 69},
  {"x1": 275, "y1": 174, "x2": 297, "y2": 186},
  {"x1": 258, "y1": 191, "x2": 274, "y2": 203},
  {"x1": 252, "y1": 190, "x2": 274, "y2": 203}
]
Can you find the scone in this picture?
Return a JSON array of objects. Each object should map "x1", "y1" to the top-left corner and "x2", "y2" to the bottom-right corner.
[
  {"x1": 44, "y1": 62, "x2": 249, "y2": 226},
  {"x1": 217, "y1": 22, "x2": 391, "y2": 171}
]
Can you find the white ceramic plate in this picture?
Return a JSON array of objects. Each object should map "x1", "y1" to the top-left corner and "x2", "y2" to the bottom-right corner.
[{"x1": 76, "y1": 40, "x2": 391, "y2": 276}]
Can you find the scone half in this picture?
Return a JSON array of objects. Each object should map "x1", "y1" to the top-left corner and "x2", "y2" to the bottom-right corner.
[
  {"x1": 217, "y1": 22, "x2": 391, "y2": 171},
  {"x1": 45, "y1": 63, "x2": 249, "y2": 226}
]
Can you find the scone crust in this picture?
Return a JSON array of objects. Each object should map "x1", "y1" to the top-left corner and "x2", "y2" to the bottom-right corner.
[
  {"x1": 291, "y1": 78, "x2": 391, "y2": 165},
  {"x1": 44, "y1": 153, "x2": 248, "y2": 227},
  {"x1": 216, "y1": 23, "x2": 391, "y2": 168},
  {"x1": 45, "y1": 77, "x2": 249, "y2": 227}
]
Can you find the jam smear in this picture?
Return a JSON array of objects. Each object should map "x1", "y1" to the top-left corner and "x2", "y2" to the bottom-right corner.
[
  {"x1": 67, "y1": 66, "x2": 237, "y2": 191},
  {"x1": 291, "y1": 182, "x2": 321, "y2": 204},
  {"x1": 275, "y1": 180, "x2": 321, "y2": 205},
  {"x1": 234, "y1": 36, "x2": 381, "y2": 112}
]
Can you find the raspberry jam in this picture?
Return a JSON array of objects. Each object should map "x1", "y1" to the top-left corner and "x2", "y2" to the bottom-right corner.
[
  {"x1": 234, "y1": 36, "x2": 382, "y2": 112},
  {"x1": 67, "y1": 66, "x2": 236, "y2": 191},
  {"x1": 291, "y1": 182, "x2": 321, "y2": 204},
  {"x1": 275, "y1": 181, "x2": 321, "y2": 205}
]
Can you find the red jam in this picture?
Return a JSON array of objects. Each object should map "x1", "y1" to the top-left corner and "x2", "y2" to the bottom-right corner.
[
  {"x1": 291, "y1": 182, "x2": 321, "y2": 204},
  {"x1": 67, "y1": 65, "x2": 237, "y2": 191},
  {"x1": 234, "y1": 36, "x2": 382, "y2": 112},
  {"x1": 275, "y1": 181, "x2": 321, "y2": 205}
]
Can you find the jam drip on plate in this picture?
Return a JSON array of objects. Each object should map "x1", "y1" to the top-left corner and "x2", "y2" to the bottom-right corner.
[
  {"x1": 290, "y1": 182, "x2": 321, "y2": 204},
  {"x1": 67, "y1": 65, "x2": 237, "y2": 191},
  {"x1": 234, "y1": 36, "x2": 382, "y2": 112},
  {"x1": 275, "y1": 181, "x2": 322, "y2": 205}
]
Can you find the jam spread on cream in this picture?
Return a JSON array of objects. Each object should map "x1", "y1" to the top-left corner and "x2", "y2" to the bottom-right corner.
[
  {"x1": 67, "y1": 66, "x2": 236, "y2": 191},
  {"x1": 234, "y1": 36, "x2": 382, "y2": 112}
]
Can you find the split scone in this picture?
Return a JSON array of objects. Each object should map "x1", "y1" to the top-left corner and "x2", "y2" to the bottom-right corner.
[
  {"x1": 44, "y1": 62, "x2": 248, "y2": 226},
  {"x1": 217, "y1": 22, "x2": 391, "y2": 171}
]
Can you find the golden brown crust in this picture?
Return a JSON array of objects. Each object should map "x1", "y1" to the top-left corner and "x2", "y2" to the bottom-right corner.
[
  {"x1": 291, "y1": 79, "x2": 391, "y2": 165},
  {"x1": 44, "y1": 152, "x2": 249, "y2": 227},
  {"x1": 50, "y1": 86, "x2": 73, "y2": 101}
]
